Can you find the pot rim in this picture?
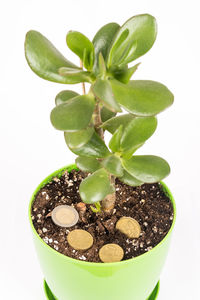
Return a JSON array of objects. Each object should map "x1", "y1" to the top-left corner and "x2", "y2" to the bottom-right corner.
[{"x1": 28, "y1": 164, "x2": 176, "y2": 267}]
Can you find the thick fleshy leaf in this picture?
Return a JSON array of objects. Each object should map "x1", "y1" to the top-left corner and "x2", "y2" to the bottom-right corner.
[
  {"x1": 119, "y1": 170, "x2": 143, "y2": 186},
  {"x1": 111, "y1": 80, "x2": 174, "y2": 116},
  {"x1": 55, "y1": 90, "x2": 79, "y2": 106},
  {"x1": 107, "y1": 14, "x2": 157, "y2": 67},
  {"x1": 92, "y1": 79, "x2": 121, "y2": 112},
  {"x1": 66, "y1": 31, "x2": 94, "y2": 70},
  {"x1": 70, "y1": 132, "x2": 110, "y2": 158},
  {"x1": 121, "y1": 143, "x2": 144, "y2": 160},
  {"x1": 112, "y1": 63, "x2": 140, "y2": 84},
  {"x1": 64, "y1": 127, "x2": 94, "y2": 149},
  {"x1": 25, "y1": 30, "x2": 80, "y2": 84},
  {"x1": 100, "y1": 106, "x2": 116, "y2": 123},
  {"x1": 109, "y1": 125, "x2": 123, "y2": 152},
  {"x1": 50, "y1": 94, "x2": 95, "y2": 131},
  {"x1": 120, "y1": 117, "x2": 157, "y2": 153},
  {"x1": 79, "y1": 168, "x2": 114, "y2": 204},
  {"x1": 75, "y1": 156, "x2": 101, "y2": 173},
  {"x1": 92, "y1": 22, "x2": 120, "y2": 73},
  {"x1": 101, "y1": 114, "x2": 134, "y2": 133},
  {"x1": 59, "y1": 67, "x2": 93, "y2": 83},
  {"x1": 122, "y1": 155, "x2": 170, "y2": 183},
  {"x1": 101, "y1": 155, "x2": 123, "y2": 177}
]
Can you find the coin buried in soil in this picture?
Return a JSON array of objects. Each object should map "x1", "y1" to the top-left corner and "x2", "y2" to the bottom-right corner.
[
  {"x1": 99, "y1": 244, "x2": 124, "y2": 263},
  {"x1": 67, "y1": 229, "x2": 93, "y2": 250},
  {"x1": 51, "y1": 205, "x2": 79, "y2": 228},
  {"x1": 116, "y1": 217, "x2": 141, "y2": 238}
]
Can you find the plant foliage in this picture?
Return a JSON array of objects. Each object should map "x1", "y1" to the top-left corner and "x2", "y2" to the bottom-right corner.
[{"x1": 25, "y1": 14, "x2": 173, "y2": 206}]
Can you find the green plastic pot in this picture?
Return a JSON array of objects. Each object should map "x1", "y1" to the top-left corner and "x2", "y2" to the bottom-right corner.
[{"x1": 29, "y1": 165, "x2": 176, "y2": 300}]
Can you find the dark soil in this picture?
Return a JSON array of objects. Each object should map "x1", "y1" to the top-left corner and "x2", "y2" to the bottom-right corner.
[{"x1": 31, "y1": 170, "x2": 174, "y2": 263}]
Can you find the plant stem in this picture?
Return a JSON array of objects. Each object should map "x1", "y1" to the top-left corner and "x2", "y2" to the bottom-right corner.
[
  {"x1": 80, "y1": 60, "x2": 116, "y2": 212},
  {"x1": 93, "y1": 101, "x2": 104, "y2": 140},
  {"x1": 80, "y1": 60, "x2": 86, "y2": 95},
  {"x1": 93, "y1": 102, "x2": 116, "y2": 213},
  {"x1": 102, "y1": 175, "x2": 116, "y2": 212}
]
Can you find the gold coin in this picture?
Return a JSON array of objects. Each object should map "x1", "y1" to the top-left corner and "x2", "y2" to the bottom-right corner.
[
  {"x1": 67, "y1": 229, "x2": 93, "y2": 250},
  {"x1": 99, "y1": 243, "x2": 124, "y2": 263},
  {"x1": 51, "y1": 205, "x2": 79, "y2": 227},
  {"x1": 116, "y1": 217, "x2": 141, "y2": 238}
]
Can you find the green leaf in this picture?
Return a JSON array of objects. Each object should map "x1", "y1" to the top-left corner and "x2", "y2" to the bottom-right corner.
[
  {"x1": 92, "y1": 78, "x2": 121, "y2": 112},
  {"x1": 101, "y1": 114, "x2": 134, "y2": 133},
  {"x1": 75, "y1": 156, "x2": 101, "y2": 173},
  {"x1": 121, "y1": 143, "x2": 144, "y2": 160},
  {"x1": 59, "y1": 67, "x2": 93, "y2": 83},
  {"x1": 109, "y1": 125, "x2": 123, "y2": 152},
  {"x1": 66, "y1": 31, "x2": 94, "y2": 70},
  {"x1": 70, "y1": 132, "x2": 110, "y2": 158},
  {"x1": 101, "y1": 155, "x2": 123, "y2": 177},
  {"x1": 112, "y1": 63, "x2": 140, "y2": 84},
  {"x1": 90, "y1": 202, "x2": 102, "y2": 213},
  {"x1": 25, "y1": 30, "x2": 81, "y2": 84},
  {"x1": 107, "y1": 14, "x2": 157, "y2": 67},
  {"x1": 92, "y1": 22, "x2": 120, "y2": 73},
  {"x1": 64, "y1": 127, "x2": 94, "y2": 149},
  {"x1": 50, "y1": 94, "x2": 95, "y2": 131},
  {"x1": 119, "y1": 170, "x2": 143, "y2": 186},
  {"x1": 120, "y1": 117, "x2": 157, "y2": 154},
  {"x1": 55, "y1": 90, "x2": 79, "y2": 106},
  {"x1": 100, "y1": 106, "x2": 116, "y2": 123},
  {"x1": 79, "y1": 168, "x2": 114, "y2": 204},
  {"x1": 111, "y1": 79, "x2": 174, "y2": 116},
  {"x1": 122, "y1": 155, "x2": 170, "y2": 183}
]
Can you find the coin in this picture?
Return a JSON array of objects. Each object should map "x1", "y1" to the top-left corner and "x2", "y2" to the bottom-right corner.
[
  {"x1": 67, "y1": 229, "x2": 93, "y2": 250},
  {"x1": 99, "y1": 243, "x2": 124, "y2": 263},
  {"x1": 116, "y1": 217, "x2": 141, "y2": 238},
  {"x1": 51, "y1": 205, "x2": 79, "y2": 227}
]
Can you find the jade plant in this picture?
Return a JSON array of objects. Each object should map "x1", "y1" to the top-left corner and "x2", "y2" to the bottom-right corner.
[{"x1": 25, "y1": 14, "x2": 173, "y2": 213}]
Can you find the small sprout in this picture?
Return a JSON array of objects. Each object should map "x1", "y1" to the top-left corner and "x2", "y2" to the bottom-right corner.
[{"x1": 90, "y1": 202, "x2": 101, "y2": 213}]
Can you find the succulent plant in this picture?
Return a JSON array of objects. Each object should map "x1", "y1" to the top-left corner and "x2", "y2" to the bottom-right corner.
[{"x1": 25, "y1": 14, "x2": 173, "y2": 212}]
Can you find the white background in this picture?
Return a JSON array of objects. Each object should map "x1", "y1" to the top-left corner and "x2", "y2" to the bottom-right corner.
[{"x1": 0, "y1": 0, "x2": 199, "y2": 299}]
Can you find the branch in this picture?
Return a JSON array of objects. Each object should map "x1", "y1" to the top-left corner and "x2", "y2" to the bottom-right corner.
[{"x1": 80, "y1": 60, "x2": 86, "y2": 95}]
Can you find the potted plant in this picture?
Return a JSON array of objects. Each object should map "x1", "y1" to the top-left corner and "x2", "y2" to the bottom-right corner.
[{"x1": 25, "y1": 14, "x2": 176, "y2": 300}]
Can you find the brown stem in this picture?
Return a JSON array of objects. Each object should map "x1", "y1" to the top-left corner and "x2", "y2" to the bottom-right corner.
[
  {"x1": 80, "y1": 60, "x2": 86, "y2": 95},
  {"x1": 93, "y1": 101, "x2": 104, "y2": 140},
  {"x1": 93, "y1": 101, "x2": 116, "y2": 213},
  {"x1": 102, "y1": 175, "x2": 116, "y2": 212},
  {"x1": 80, "y1": 59, "x2": 116, "y2": 212}
]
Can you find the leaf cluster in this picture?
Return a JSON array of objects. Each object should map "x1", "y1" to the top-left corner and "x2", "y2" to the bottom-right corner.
[{"x1": 25, "y1": 14, "x2": 174, "y2": 205}]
